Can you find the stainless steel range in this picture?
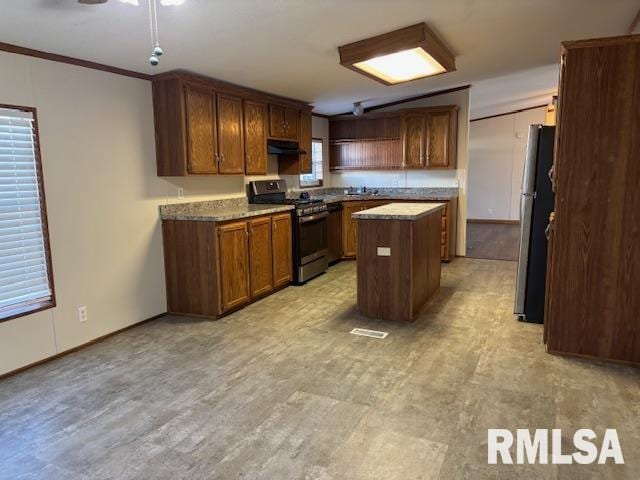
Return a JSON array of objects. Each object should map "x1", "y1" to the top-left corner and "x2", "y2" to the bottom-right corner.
[{"x1": 248, "y1": 180, "x2": 328, "y2": 284}]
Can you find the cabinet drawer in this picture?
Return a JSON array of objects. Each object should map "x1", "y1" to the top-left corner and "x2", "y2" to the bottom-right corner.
[{"x1": 441, "y1": 231, "x2": 446, "y2": 244}]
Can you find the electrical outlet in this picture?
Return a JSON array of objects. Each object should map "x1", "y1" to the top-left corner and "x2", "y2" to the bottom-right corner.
[
  {"x1": 488, "y1": 208, "x2": 494, "y2": 215},
  {"x1": 78, "y1": 306, "x2": 88, "y2": 323},
  {"x1": 177, "y1": 187, "x2": 184, "y2": 199}
]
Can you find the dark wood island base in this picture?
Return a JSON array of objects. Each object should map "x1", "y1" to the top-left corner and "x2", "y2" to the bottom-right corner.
[{"x1": 354, "y1": 203, "x2": 446, "y2": 322}]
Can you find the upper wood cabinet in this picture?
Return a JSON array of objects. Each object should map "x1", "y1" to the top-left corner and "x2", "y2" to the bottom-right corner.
[
  {"x1": 248, "y1": 216, "x2": 273, "y2": 298},
  {"x1": 278, "y1": 109, "x2": 313, "y2": 175},
  {"x1": 184, "y1": 86, "x2": 217, "y2": 174},
  {"x1": 272, "y1": 213, "x2": 292, "y2": 287},
  {"x1": 329, "y1": 106, "x2": 458, "y2": 171},
  {"x1": 152, "y1": 72, "x2": 310, "y2": 176},
  {"x1": 217, "y1": 221, "x2": 251, "y2": 313},
  {"x1": 299, "y1": 111, "x2": 313, "y2": 174},
  {"x1": 243, "y1": 100, "x2": 268, "y2": 175},
  {"x1": 217, "y1": 93, "x2": 245, "y2": 174},
  {"x1": 426, "y1": 108, "x2": 457, "y2": 169},
  {"x1": 269, "y1": 104, "x2": 299, "y2": 140},
  {"x1": 401, "y1": 111, "x2": 426, "y2": 168}
]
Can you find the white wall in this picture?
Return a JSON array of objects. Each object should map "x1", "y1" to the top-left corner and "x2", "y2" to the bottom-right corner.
[
  {"x1": 0, "y1": 51, "x2": 171, "y2": 374},
  {"x1": 467, "y1": 106, "x2": 546, "y2": 221},
  {"x1": 470, "y1": 64, "x2": 559, "y2": 120},
  {"x1": 327, "y1": 89, "x2": 470, "y2": 256}
]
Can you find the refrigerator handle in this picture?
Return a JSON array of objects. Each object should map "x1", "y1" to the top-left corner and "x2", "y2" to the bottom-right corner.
[{"x1": 544, "y1": 223, "x2": 551, "y2": 240}]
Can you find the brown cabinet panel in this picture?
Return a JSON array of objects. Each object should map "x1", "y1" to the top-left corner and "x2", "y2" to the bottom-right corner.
[
  {"x1": 217, "y1": 221, "x2": 250, "y2": 312},
  {"x1": 272, "y1": 213, "x2": 292, "y2": 287},
  {"x1": 243, "y1": 100, "x2": 268, "y2": 175},
  {"x1": 269, "y1": 104, "x2": 286, "y2": 138},
  {"x1": 284, "y1": 107, "x2": 299, "y2": 140},
  {"x1": 248, "y1": 217, "x2": 273, "y2": 297},
  {"x1": 342, "y1": 202, "x2": 364, "y2": 258},
  {"x1": 402, "y1": 112, "x2": 425, "y2": 168},
  {"x1": 269, "y1": 104, "x2": 299, "y2": 140},
  {"x1": 217, "y1": 93, "x2": 244, "y2": 174},
  {"x1": 299, "y1": 110, "x2": 313, "y2": 174},
  {"x1": 544, "y1": 36, "x2": 640, "y2": 364},
  {"x1": 185, "y1": 86, "x2": 217, "y2": 174},
  {"x1": 426, "y1": 109, "x2": 456, "y2": 168}
]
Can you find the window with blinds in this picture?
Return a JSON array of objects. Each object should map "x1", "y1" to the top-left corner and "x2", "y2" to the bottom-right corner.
[
  {"x1": 300, "y1": 138, "x2": 324, "y2": 188},
  {"x1": 0, "y1": 106, "x2": 54, "y2": 320}
]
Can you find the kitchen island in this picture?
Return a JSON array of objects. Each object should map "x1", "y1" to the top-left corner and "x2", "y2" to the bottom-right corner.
[{"x1": 353, "y1": 203, "x2": 445, "y2": 322}]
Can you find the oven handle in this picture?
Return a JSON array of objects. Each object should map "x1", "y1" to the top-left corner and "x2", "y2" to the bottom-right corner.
[{"x1": 298, "y1": 211, "x2": 329, "y2": 224}]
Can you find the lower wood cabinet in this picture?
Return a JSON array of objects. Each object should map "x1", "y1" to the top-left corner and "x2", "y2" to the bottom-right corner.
[
  {"x1": 272, "y1": 213, "x2": 293, "y2": 287},
  {"x1": 342, "y1": 202, "x2": 363, "y2": 258},
  {"x1": 218, "y1": 221, "x2": 252, "y2": 312},
  {"x1": 248, "y1": 217, "x2": 273, "y2": 298},
  {"x1": 162, "y1": 212, "x2": 292, "y2": 318}
]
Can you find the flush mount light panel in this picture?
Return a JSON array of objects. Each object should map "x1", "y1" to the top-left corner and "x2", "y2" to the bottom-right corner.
[{"x1": 338, "y1": 23, "x2": 456, "y2": 86}]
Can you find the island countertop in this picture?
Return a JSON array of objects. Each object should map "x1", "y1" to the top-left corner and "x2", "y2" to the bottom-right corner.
[{"x1": 352, "y1": 202, "x2": 446, "y2": 221}]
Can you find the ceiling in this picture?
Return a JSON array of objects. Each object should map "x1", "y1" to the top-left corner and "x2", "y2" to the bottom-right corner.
[{"x1": 1, "y1": 0, "x2": 637, "y2": 114}]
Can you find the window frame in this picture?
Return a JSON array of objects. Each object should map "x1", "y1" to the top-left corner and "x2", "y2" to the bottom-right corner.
[
  {"x1": 0, "y1": 103, "x2": 56, "y2": 322},
  {"x1": 299, "y1": 137, "x2": 324, "y2": 188}
]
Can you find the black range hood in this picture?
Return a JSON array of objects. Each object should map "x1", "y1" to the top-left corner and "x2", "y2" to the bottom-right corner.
[{"x1": 267, "y1": 139, "x2": 306, "y2": 156}]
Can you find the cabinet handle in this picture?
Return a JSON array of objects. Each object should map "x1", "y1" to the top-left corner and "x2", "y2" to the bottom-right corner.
[
  {"x1": 220, "y1": 153, "x2": 224, "y2": 163},
  {"x1": 273, "y1": 221, "x2": 277, "y2": 230}
]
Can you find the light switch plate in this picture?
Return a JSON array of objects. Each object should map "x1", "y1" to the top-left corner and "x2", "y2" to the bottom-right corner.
[{"x1": 377, "y1": 247, "x2": 391, "y2": 257}]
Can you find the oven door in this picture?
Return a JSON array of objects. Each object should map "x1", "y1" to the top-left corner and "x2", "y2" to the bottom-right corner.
[{"x1": 298, "y1": 211, "x2": 328, "y2": 264}]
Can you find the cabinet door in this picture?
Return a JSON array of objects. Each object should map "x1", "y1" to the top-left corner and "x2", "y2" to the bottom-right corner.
[
  {"x1": 272, "y1": 213, "x2": 292, "y2": 287},
  {"x1": 284, "y1": 107, "x2": 299, "y2": 140},
  {"x1": 299, "y1": 111, "x2": 313, "y2": 174},
  {"x1": 269, "y1": 104, "x2": 286, "y2": 138},
  {"x1": 342, "y1": 202, "x2": 362, "y2": 257},
  {"x1": 402, "y1": 112, "x2": 426, "y2": 168},
  {"x1": 244, "y1": 100, "x2": 268, "y2": 175},
  {"x1": 248, "y1": 217, "x2": 273, "y2": 297},
  {"x1": 185, "y1": 86, "x2": 217, "y2": 174},
  {"x1": 426, "y1": 109, "x2": 455, "y2": 168},
  {"x1": 217, "y1": 93, "x2": 244, "y2": 174},
  {"x1": 218, "y1": 221, "x2": 250, "y2": 312}
]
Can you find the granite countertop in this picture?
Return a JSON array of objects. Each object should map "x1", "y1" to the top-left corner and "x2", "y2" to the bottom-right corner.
[
  {"x1": 160, "y1": 198, "x2": 293, "y2": 222},
  {"x1": 352, "y1": 202, "x2": 446, "y2": 221},
  {"x1": 306, "y1": 187, "x2": 458, "y2": 203}
]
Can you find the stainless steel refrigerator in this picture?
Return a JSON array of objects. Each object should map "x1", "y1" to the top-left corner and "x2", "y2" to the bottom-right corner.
[{"x1": 514, "y1": 125, "x2": 555, "y2": 323}]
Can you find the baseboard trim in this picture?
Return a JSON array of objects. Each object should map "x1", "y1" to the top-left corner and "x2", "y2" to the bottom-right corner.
[
  {"x1": 467, "y1": 219, "x2": 520, "y2": 225},
  {"x1": 0, "y1": 312, "x2": 167, "y2": 380}
]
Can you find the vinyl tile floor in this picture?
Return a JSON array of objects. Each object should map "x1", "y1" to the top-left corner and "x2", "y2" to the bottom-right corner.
[{"x1": 1, "y1": 259, "x2": 639, "y2": 480}]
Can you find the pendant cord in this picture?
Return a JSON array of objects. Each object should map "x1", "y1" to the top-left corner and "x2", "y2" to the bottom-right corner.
[{"x1": 148, "y1": 0, "x2": 160, "y2": 49}]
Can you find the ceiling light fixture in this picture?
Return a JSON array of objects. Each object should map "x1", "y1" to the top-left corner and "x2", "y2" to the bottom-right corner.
[{"x1": 338, "y1": 23, "x2": 455, "y2": 86}]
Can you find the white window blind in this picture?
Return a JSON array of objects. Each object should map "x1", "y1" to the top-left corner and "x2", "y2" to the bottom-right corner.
[
  {"x1": 0, "y1": 107, "x2": 52, "y2": 311},
  {"x1": 300, "y1": 138, "x2": 324, "y2": 187}
]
